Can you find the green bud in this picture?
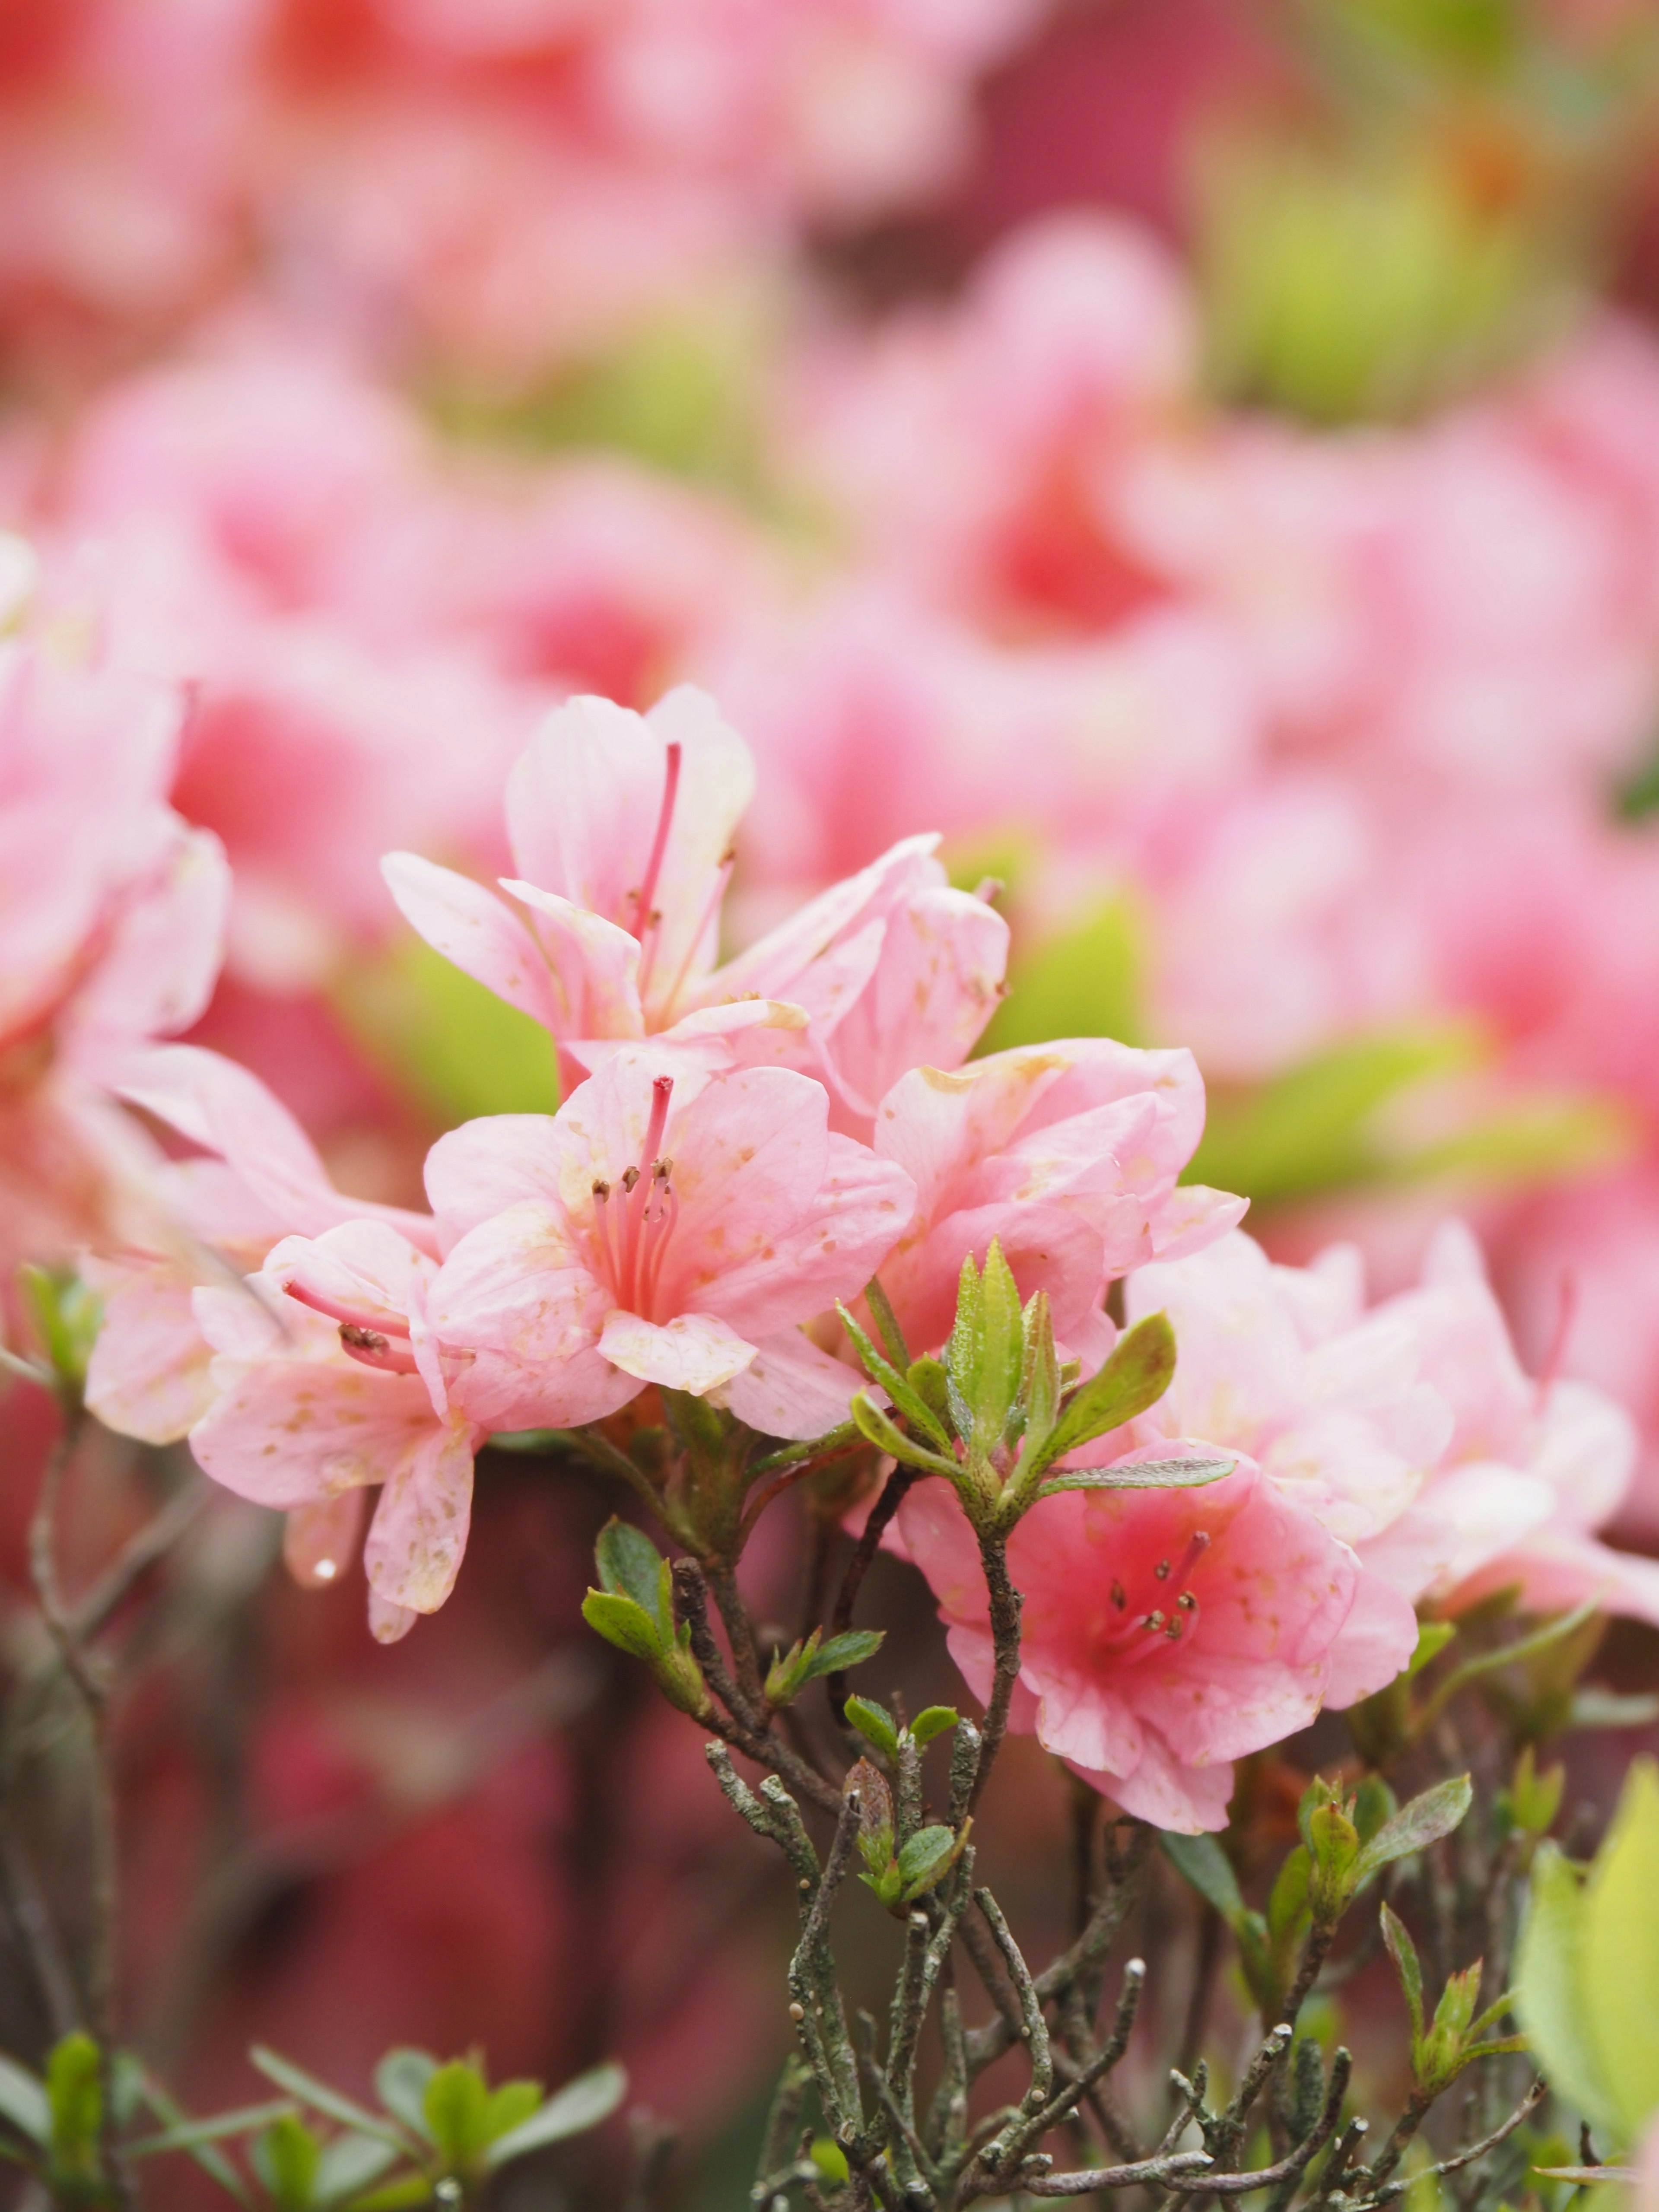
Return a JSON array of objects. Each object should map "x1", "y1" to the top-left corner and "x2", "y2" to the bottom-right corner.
[{"x1": 1306, "y1": 1788, "x2": 1362, "y2": 1925}]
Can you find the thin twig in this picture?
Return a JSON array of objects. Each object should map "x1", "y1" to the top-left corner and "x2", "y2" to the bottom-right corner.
[
  {"x1": 827, "y1": 1464, "x2": 917, "y2": 1722},
  {"x1": 1021, "y1": 2149, "x2": 1216, "y2": 2196},
  {"x1": 1354, "y1": 2080, "x2": 1546, "y2": 2209}
]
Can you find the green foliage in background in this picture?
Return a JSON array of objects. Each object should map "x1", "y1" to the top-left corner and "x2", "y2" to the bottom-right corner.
[{"x1": 332, "y1": 933, "x2": 558, "y2": 1125}]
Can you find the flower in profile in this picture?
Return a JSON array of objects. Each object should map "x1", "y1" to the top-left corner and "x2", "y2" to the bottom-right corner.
[
  {"x1": 868, "y1": 1038, "x2": 1246, "y2": 1365},
  {"x1": 896, "y1": 1450, "x2": 1374, "y2": 1833},
  {"x1": 426, "y1": 1048, "x2": 916, "y2": 1440},
  {"x1": 0, "y1": 636, "x2": 229, "y2": 1280},
  {"x1": 381, "y1": 685, "x2": 1007, "y2": 1135},
  {"x1": 189, "y1": 1220, "x2": 480, "y2": 1643}
]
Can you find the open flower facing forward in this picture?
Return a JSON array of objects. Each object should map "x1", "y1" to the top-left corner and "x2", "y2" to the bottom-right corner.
[
  {"x1": 189, "y1": 1220, "x2": 481, "y2": 1643},
  {"x1": 426, "y1": 1049, "x2": 917, "y2": 1440},
  {"x1": 382, "y1": 685, "x2": 1007, "y2": 1136},
  {"x1": 869, "y1": 1038, "x2": 1246, "y2": 1363},
  {"x1": 897, "y1": 1450, "x2": 1379, "y2": 1833}
]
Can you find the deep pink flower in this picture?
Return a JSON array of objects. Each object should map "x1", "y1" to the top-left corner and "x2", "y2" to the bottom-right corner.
[
  {"x1": 426, "y1": 1048, "x2": 916, "y2": 1439},
  {"x1": 383, "y1": 684, "x2": 1007, "y2": 1134},
  {"x1": 896, "y1": 1451, "x2": 1366, "y2": 1832},
  {"x1": 868, "y1": 1037, "x2": 1244, "y2": 1362}
]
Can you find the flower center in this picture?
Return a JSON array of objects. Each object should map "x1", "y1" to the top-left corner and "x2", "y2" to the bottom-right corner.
[
  {"x1": 1093, "y1": 1529, "x2": 1211, "y2": 1664},
  {"x1": 592, "y1": 1072, "x2": 679, "y2": 1323}
]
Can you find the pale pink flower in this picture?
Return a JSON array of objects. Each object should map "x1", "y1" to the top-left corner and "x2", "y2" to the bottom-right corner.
[
  {"x1": 426, "y1": 1049, "x2": 916, "y2": 1440},
  {"x1": 895, "y1": 1451, "x2": 1367, "y2": 1833},
  {"x1": 383, "y1": 684, "x2": 1008, "y2": 1134},
  {"x1": 1119, "y1": 1223, "x2": 1659, "y2": 1634},
  {"x1": 868, "y1": 1038, "x2": 1245, "y2": 1364},
  {"x1": 0, "y1": 639, "x2": 229, "y2": 1278},
  {"x1": 86, "y1": 1041, "x2": 437, "y2": 1446},
  {"x1": 189, "y1": 1220, "x2": 482, "y2": 1644}
]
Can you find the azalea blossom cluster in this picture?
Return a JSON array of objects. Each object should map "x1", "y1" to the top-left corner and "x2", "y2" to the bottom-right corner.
[{"x1": 5, "y1": 640, "x2": 1642, "y2": 1836}]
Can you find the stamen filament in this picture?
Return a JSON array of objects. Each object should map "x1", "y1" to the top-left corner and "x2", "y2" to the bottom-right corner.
[{"x1": 632, "y1": 740, "x2": 683, "y2": 998}]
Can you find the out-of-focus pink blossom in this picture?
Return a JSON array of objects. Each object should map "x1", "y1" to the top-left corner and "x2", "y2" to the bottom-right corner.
[
  {"x1": 0, "y1": 636, "x2": 229, "y2": 1278},
  {"x1": 426, "y1": 1049, "x2": 915, "y2": 1439},
  {"x1": 190, "y1": 1219, "x2": 482, "y2": 1642},
  {"x1": 895, "y1": 1450, "x2": 1375, "y2": 1832},
  {"x1": 868, "y1": 1039, "x2": 1244, "y2": 1362},
  {"x1": 384, "y1": 685, "x2": 1008, "y2": 1130}
]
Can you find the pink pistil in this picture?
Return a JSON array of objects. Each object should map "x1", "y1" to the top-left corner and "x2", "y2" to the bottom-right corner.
[{"x1": 631, "y1": 740, "x2": 683, "y2": 998}]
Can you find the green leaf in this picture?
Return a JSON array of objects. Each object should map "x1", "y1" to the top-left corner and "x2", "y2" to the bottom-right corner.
[
  {"x1": 863, "y1": 1278, "x2": 909, "y2": 1370},
  {"x1": 249, "y1": 2113, "x2": 321, "y2": 2209},
  {"x1": 844, "y1": 1697, "x2": 901, "y2": 1763},
  {"x1": 974, "y1": 1240, "x2": 1026, "y2": 1446},
  {"x1": 1036, "y1": 1455, "x2": 1234, "y2": 1499},
  {"x1": 331, "y1": 932, "x2": 558, "y2": 1124},
  {"x1": 594, "y1": 1519, "x2": 671, "y2": 1637},
  {"x1": 47, "y1": 2031, "x2": 102, "y2": 2171},
  {"x1": 373, "y1": 2053, "x2": 436, "y2": 2142},
  {"x1": 1381, "y1": 1905, "x2": 1425, "y2": 2044},
  {"x1": 1351, "y1": 1773, "x2": 1473, "y2": 1886},
  {"x1": 1161, "y1": 1833, "x2": 1246, "y2": 1927},
  {"x1": 0, "y1": 2055, "x2": 48, "y2": 2146},
  {"x1": 1268, "y1": 1847, "x2": 1311, "y2": 1944},
  {"x1": 977, "y1": 893, "x2": 1143, "y2": 1058},
  {"x1": 789, "y1": 1629, "x2": 885, "y2": 1687},
  {"x1": 848, "y1": 1392, "x2": 957, "y2": 1478},
  {"x1": 1583, "y1": 1757, "x2": 1659, "y2": 2136},
  {"x1": 943, "y1": 1253, "x2": 984, "y2": 1443},
  {"x1": 905, "y1": 1357, "x2": 952, "y2": 1441},
  {"x1": 337, "y1": 2177, "x2": 434, "y2": 2211},
  {"x1": 484, "y1": 2063, "x2": 626, "y2": 2166},
  {"x1": 1018, "y1": 1292, "x2": 1062, "y2": 1455},
  {"x1": 421, "y1": 2063, "x2": 491, "y2": 2169},
  {"x1": 810, "y1": 2134, "x2": 852, "y2": 2184},
  {"x1": 1515, "y1": 1844, "x2": 1621, "y2": 2140},
  {"x1": 581, "y1": 1589, "x2": 666, "y2": 1663},
  {"x1": 1407, "y1": 1621, "x2": 1457, "y2": 1678},
  {"x1": 896, "y1": 1825, "x2": 959, "y2": 1898},
  {"x1": 1353, "y1": 1774, "x2": 1398, "y2": 1847},
  {"x1": 836, "y1": 1306, "x2": 952, "y2": 1454},
  {"x1": 316, "y1": 2133, "x2": 401, "y2": 2203},
  {"x1": 909, "y1": 1707, "x2": 960, "y2": 1746},
  {"x1": 1038, "y1": 1313, "x2": 1178, "y2": 1469},
  {"x1": 138, "y1": 2071, "x2": 251, "y2": 2203},
  {"x1": 483, "y1": 2082, "x2": 542, "y2": 2142},
  {"x1": 130, "y1": 2100, "x2": 299, "y2": 2157},
  {"x1": 249, "y1": 2050, "x2": 411, "y2": 2151}
]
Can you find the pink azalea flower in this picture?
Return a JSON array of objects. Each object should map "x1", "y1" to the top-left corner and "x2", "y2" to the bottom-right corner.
[
  {"x1": 382, "y1": 684, "x2": 1008, "y2": 1135},
  {"x1": 85, "y1": 1041, "x2": 437, "y2": 1446},
  {"x1": 189, "y1": 1220, "x2": 482, "y2": 1644},
  {"x1": 894, "y1": 1450, "x2": 1367, "y2": 1833},
  {"x1": 868, "y1": 1037, "x2": 1246, "y2": 1362},
  {"x1": 425, "y1": 1048, "x2": 916, "y2": 1440},
  {"x1": 1118, "y1": 1222, "x2": 1659, "y2": 1637},
  {"x1": 0, "y1": 639, "x2": 229, "y2": 1279}
]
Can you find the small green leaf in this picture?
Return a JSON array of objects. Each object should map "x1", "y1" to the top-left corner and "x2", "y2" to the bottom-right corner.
[
  {"x1": 1036, "y1": 1312, "x2": 1178, "y2": 1470},
  {"x1": 1353, "y1": 1774, "x2": 1398, "y2": 1847},
  {"x1": 1380, "y1": 1905, "x2": 1425, "y2": 2044},
  {"x1": 336, "y1": 2177, "x2": 433, "y2": 2211},
  {"x1": 373, "y1": 2052, "x2": 436, "y2": 2142},
  {"x1": 836, "y1": 1306, "x2": 952, "y2": 1453},
  {"x1": 1035, "y1": 1456, "x2": 1234, "y2": 1499},
  {"x1": 1583, "y1": 1757, "x2": 1659, "y2": 2136},
  {"x1": 1351, "y1": 1773, "x2": 1473, "y2": 1886},
  {"x1": 863, "y1": 1278, "x2": 909, "y2": 1370},
  {"x1": 47, "y1": 2032, "x2": 102, "y2": 2172},
  {"x1": 896, "y1": 1824, "x2": 961, "y2": 1900},
  {"x1": 1407, "y1": 1621, "x2": 1457, "y2": 1678},
  {"x1": 848, "y1": 1392, "x2": 957, "y2": 1478},
  {"x1": 0, "y1": 2055, "x2": 48, "y2": 2146},
  {"x1": 845, "y1": 1697, "x2": 901, "y2": 1763},
  {"x1": 484, "y1": 2063, "x2": 626, "y2": 2166},
  {"x1": 249, "y1": 2113, "x2": 321, "y2": 2209},
  {"x1": 422, "y1": 2062, "x2": 491, "y2": 2169},
  {"x1": 798, "y1": 1630, "x2": 885, "y2": 1684},
  {"x1": 137, "y1": 2071, "x2": 251, "y2": 2203},
  {"x1": 906, "y1": 1357, "x2": 952, "y2": 1440},
  {"x1": 1161, "y1": 1833, "x2": 1246, "y2": 1927},
  {"x1": 483, "y1": 2082, "x2": 543, "y2": 2142},
  {"x1": 130, "y1": 2100, "x2": 299, "y2": 2157},
  {"x1": 810, "y1": 2134, "x2": 852, "y2": 2183},
  {"x1": 581, "y1": 1589, "x2": 666, "y2": 1662},
  {"x1": 909, "y1": 1707, "x2": 960, "y2": 1746},
  {"x1": 315, "y1": 2133, "x2": 401, "y2": 2203},
  {"x1": 594, "y1": 1519, "x2": 671, "y2": 1634},
  {"x1": 249, "y1": 2050, "x2": 410, "y2": 2151},
  {"x1": 1268, "y1": 1847, "x2": 1311, "y2": 1944},
  {"x1": 1516, "y1": 1843, "x2": 1620, "y2": 2140}
]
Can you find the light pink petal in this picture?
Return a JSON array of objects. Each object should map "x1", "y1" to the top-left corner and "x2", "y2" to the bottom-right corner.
[
  {"x1": 1414, "y1": 1460, "x2": 1558, "y2": 1590},
  {"x1": 711, "y1": 834, "x2": 940, "y2": 1005},
  {"x1": 599, "y1": 1308, "x2": 756, "y2": 1394},
  {"x1": 652, "y1": 1065, "x2": 832, "y2": 1301},
  {"x1": 1322, "y1": 1571, "x2": 1421, "y2": 1707},
  {"x1": 874, "y1": 1049, "x2": 1073, "y2": 1216},
  {"x1": 67, "y1": 823, "x2": 230, "y2": 1066},
  {"x1": 362, "y1": 1418, "x2": 477, "y2": 1615},
  {"x1": 717, "y1": 1331, "x2": 862, "y2": 1440},
  {"x1": 424, "y1": 1113, "x2": 564, "y2": 1247},
  {"x1": 500, "y1": 878, "x2": 644, "y2": 1042},
  {"x1": 1067, "y1": 1740, "x2": 1237, "y2": 1835},
  {"x1": 191, "y1": 1361, "x2": 443, "y2": 1509},
  {"x1": 84, "y1": 1259, "x2": 215, "y2": 1444},
  {"x1": 1532, "y1": 1378, "x2": 1637, "y2": 1534},
  {"x1": 1452, "y1": 1528, "x2": 1659, "y2": 1628},
  {"x1": 1147, "y1": 1184, "x2": 1251, "y2": 1261},
  {"x1": 381, "y1": 851, "x2": 563, "y2": 1033},
  {"x1": 430, "y1": 1200, "x2": 638, "y2": 1430},
  {"x1": 369, "y1": 1592, "x2": 418, "y2": 1644},
  {"x1": 691, "y1": 1129, "x2": 916, "y2": 1338},
  {"x1": 193, "y1": 1278, "x2": 318, "y2": 1362}
]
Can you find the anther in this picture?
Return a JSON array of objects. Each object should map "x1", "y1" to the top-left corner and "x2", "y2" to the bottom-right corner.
[
  {"x1": 1165, "y1": 1618, "x2": 1183, "y2": 1640},
  {"x1": 1109, "y1": 1580, "x2": 1126, "y2": 1610},
  {"x1": 1154, "y1": 1560, "x2": 1171, "y2": 1580},
  {"x1": 1141, "y1": 1611, "x2": 1166, "y2": 1633},
  {"x1": 621, "y1": 1164, "x2": 641, "y2": 1193},
  {"x1": 592, "y1": 1178, "x2": 610, "y2": 1199},
  {"x1": 340, "y1": 1324, "x2": 388, "y2": 1352},
  {"x1": 1176, "y1": 1591, "x2": 1197, "y2": 1611}
]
